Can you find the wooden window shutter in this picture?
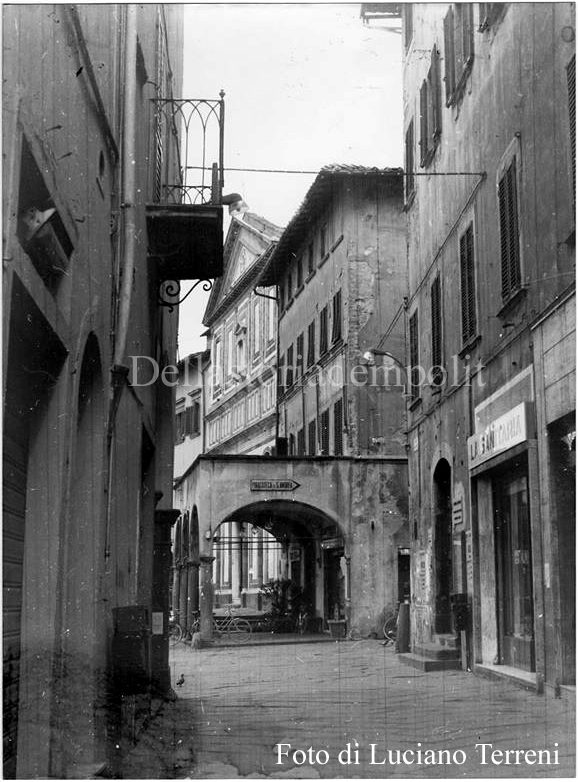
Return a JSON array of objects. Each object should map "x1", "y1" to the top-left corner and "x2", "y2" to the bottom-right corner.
[
  {"x1": 409, "y1": 310, "x2": 419, "y2": 396},
  {"x1": 444, "y1": 7, "x2": 456, "y2": 105},
  {"x1": 431, "y1": 276, "x2": 443, "y2": 385},
  {"x1": 308, "y1": 419, "x2": 316, "y2": 455},
  {"x1": 462, "y1": 3, "x2": 474, "y2": 65},
  {"x1": 419, "y1": 80, "x2": 428, "y2": 167},
  {"x1": 568, "y1": 55, "x2": 576, "y2": 199},
  {"x1": 185, "y1": 406, "x2": 193, "y2": 436},
  {"x1": 320, "y1": 306, "x2": 328, "y2": 354},
  {"x1": 499, "y1": 159, "x2": 521, "y2": 299},
  {"x1": 460, "y1": 223, "x2": 477, "y2": 343},
  {"x1": 405, "y1": 120, "x2": 415, "y2": 196},
  {"x1": 277, "y1": 353, "x2": 285, "y2": 395},
  {"x1": 307, "y1": 321, "x2": 316, "y2": 367},
  {"x1": 286, "y1": 344, "x2": 294, "y2": 387},
  {"x1": 320, "y1": 409, "x2": 330, "y2": 455},
  {"x1": 332, "y1": 290, "x2": 342, "y2": 343},
  {"x1": 334, "y1": 398, "x2": 343, "y2": 456},
  {"x1": 431, "y1": 46, "x2": 442, "y2": 139},
  {"x1": 296, "y1": 333, "x2": 304, "y2": 377}
]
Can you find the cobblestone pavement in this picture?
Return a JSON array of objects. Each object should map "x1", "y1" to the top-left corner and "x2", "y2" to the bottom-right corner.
[{"x1": 121, "y1": 640, "x2": 575, "y2": 779}]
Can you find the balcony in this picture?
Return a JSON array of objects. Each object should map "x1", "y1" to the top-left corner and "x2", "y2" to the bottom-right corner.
[{"x1": 147, "y1": 94, "x2": 226, "y2": 305}]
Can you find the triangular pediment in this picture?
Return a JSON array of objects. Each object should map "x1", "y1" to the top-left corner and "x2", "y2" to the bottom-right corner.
[{"x1": 203, "y1": 213, "x2": 283, "y2": 326}]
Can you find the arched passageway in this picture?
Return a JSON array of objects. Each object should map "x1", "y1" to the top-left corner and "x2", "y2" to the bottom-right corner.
[{"x1": 203, "y1": 500, "x2": 347, "y2": 637}]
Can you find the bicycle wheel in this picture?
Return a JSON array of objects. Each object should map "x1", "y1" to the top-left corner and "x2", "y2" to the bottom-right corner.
[
  {"x1": 227, "y1": 618, "x2": 252, "y2": 644},
  {"x1": 169, "y1": 622, "x2": 183, "y2": 644},
  {"x1": 383, "y1": 616, "x2": 397, "y2": 644}
]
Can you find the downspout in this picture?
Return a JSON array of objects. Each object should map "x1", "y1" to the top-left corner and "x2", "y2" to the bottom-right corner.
[{"x1": 105, "y1": 4, "x2": 138, "y2": 560}]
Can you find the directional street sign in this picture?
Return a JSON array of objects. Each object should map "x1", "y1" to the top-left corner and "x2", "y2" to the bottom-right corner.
[{"x1": 250, "y1": 479, "x2": 300, "y2": 492}]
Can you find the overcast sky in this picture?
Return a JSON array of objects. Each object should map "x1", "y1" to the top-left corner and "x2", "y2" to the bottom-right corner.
[{"x1": 178, "y1": 3, "x2": 403, "y2": 358}]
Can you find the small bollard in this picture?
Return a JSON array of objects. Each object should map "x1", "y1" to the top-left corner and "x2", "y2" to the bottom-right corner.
[{"x1": 396, "y1": 602, "x2": 410, "y2": 653}]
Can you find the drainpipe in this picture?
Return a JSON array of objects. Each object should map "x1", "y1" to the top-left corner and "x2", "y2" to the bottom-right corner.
[{"x1": 104, "y1": 4, "x2": 138, "y2": 561}]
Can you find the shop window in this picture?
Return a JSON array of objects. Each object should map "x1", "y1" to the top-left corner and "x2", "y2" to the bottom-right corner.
[
  {"x1": 307, "y1": 321, "x2": 316, "y2": 367},
  {"x1": 332, "y1": 290, "x2": 342, "y2": 343},
  {"x1": 444, "y1": 4, "x2": 474, "y2": 107},
  {"x1": 498, "y1": 157, "x2": 521, "y2": 301},
  {"x1": 308, "y1": 419, "x2": 317, "y2": 456},
  {"x1": 405, "y1": 120, "x2": 415, "y2": 201},
  {"x1": 334, "y1": 398, "x2": 343, "y2": 456},
  {"x1": 459, "y1": 223, "x2": 477, "y2": 343},
  {"x1": 419, "y1": 47, "x2": 442, "y2": 167},
  {"x1": 431, "y1": 276, "x2": 443, "y2": 387},
  {"x1": 319, "y1": 306, "x2": 329, "y2": 355},
  {"x1": 409, "y1": 310, "x2": 420, "y2": 399}
]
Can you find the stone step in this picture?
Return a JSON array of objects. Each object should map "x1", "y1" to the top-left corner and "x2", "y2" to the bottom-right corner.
[
  {"x1": 413, "y1": 642, "x2": 460, "y2": 660},
  {"x1": 397, "y1": 652, "x2": 462, "y2": 672},
  {"x1": 433, "y1": 633, "x2": 459, "y2": 648}
]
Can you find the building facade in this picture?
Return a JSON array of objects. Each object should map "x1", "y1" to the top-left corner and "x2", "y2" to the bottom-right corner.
[
  {"x1": 173, "y1": 214, "x2": 284, "y2": 621},
  {"x1": 2, "y1": 5, "x2": 225, "y2": 777},
  {"x1": 401, "y1": 2, "x2": 575, "y2": 686}
]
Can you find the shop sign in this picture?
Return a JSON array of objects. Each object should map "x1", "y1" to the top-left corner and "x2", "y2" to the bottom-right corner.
[
  {"x1": 467, "y1": 402, "x2": 528, "y2": 469},
  {"x1": 321, "y1": 537, "x2": 344, "y2": 550},
  {"x1": 250, "y1": 479, "x2": 300, "y2": 491}
]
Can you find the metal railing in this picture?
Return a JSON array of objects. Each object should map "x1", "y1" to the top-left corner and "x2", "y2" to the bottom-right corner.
[{"x1": 152, "y1": 92, "x2": 225, "y2": 206}]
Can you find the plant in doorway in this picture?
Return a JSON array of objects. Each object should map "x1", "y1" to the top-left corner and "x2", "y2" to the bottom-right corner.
[{"x1": 258, "y1": 579, "x2": 306, "y2": 633}]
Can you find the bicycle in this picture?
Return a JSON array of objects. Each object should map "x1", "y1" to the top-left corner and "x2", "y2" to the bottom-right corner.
[
  {"x1": 295, "y1": 607, "x2": 309, "y2": 635},
  {"x1": 212, "y1": 603, "x2": 252, "y2": 644},
  {"x1": 169, "y1": 611, "x2": 183, "y2": 644},
  {"x1": 382, "y1": 605, "x2": 399, "y2": 646}
]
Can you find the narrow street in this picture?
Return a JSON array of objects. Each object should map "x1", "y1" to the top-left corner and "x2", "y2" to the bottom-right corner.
[{"x1": 121, "y1": 640, "x2": 575, "y2": 778}]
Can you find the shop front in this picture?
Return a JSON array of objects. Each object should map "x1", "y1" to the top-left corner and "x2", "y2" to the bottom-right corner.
[{"x1": 468, "y1": 383, "x2": 543, "y2": 681}]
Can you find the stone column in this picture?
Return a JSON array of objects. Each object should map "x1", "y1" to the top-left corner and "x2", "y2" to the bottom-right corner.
[
  {"x1": 187, "y1": 560, "x2": 200, "y2": 624},
  {"x1": 231, "y1": 521, "x2": 242, "y2": 605},
  {"x1": 151, "y1": 509, "x2": 179, "y2": 696},
  {"x1": 199, "y1": 555, "x2": 215, "y2": 642}
]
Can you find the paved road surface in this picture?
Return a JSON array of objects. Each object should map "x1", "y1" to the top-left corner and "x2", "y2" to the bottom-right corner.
[{"x1": 122, "y1": 639, "x2": 575, "y2": 778}]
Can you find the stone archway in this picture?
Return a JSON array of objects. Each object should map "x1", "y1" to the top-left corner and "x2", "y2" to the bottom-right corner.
[{"x1": 200, "y1": 499, "x2": 347, "y2": 639}]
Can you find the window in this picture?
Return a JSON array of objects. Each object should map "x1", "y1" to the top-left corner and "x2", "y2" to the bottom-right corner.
[
  {"x1": 332, "y1": 290, "x2": 342, "y2": 343},
  {"x1": 478, "y1": 3, "x2": 504, "y2": 31},
  {"x1": 404, "y1": 4, "x2": 413, "y2": 50},
  {"x1": 319, "y1": 306, "x2": 329, "y2": 355},
  {"x1": 252, "y1": 300, "x2": 261, "y2": 357},
  {"x1": 459, "y1": 223, "x2": 477, "y2": 344},
  {"x1": 279, "y1": 282, "x2": 285, "y2": 312},
  {"x1": 319, "y1": 409, "x2": 330, "y2": 455},
  {"x1": 297, "y1": 257, "x2": 303, "y2": 288},
  {"x1": 308, "y1": 419, "x2": 317, "y2": 456},
  {"x1": 277, "y1": 353, "x2": 285, "y2": 395},
  {"x1": 498, "y1": 157, "x2": 521, "y2": 301},
  {"x1": 405, "y1": 120, "x2": 415, "y2": 199},
  {"x1": 267, "y1": 296, "x2": 276, "y2": 343},
  {"x1": 431, "y1": 276, "x2": 443, "y2": 387},
  {"x1": 289, "y1": 433, "x2": 296, "y2": 455},
  {"x1": 213, "y1": 338, "x2": 222, "y2": 395},
  {"x1": 297, "y1": 428, "x2": 305, "y2": 456},
  {"x1": 296, "y1": 332, "x2": 304, "y2": 380},
  {"x1": 307, "y1": 321, "x2": 316, "y2": 367},
  {"x1": 320, "y1": 225, "x2": 327, "y2": 258},
  {"x1": 409, "y1": 310, "x2": 420, "y2": 398},
  {"x1": 307, "y1": 242, "x2": 315, "y2": 275},
  {"x1": 226, "y1": 328, "x2": 234, "y2": 377},
  {"x1": 286, "y1": 344, "x2": 294, "y2": 388},
  {"x1": 444, "y1": 4, "x2": 474, "y2": 107},
  {"x1": 236, "y1": 339, "x2": 246, "y2": 374},
  {"x1": 568, "y1": 56, "x2": 576, "y2": 199},
  {"x1": 190, "y1": 400, "x2": 201, "y2": 436},
  {"x1": 419, "y1": 47, "x2": 442, "y2": 167},
  {"x1": 334, "y1": 398, "x2": 343, "y2": 456}
]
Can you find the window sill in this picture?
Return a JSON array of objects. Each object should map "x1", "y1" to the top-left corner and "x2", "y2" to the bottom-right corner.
[
  {"x1": 458, "y1": 334, "x2": 481, "y2": 358},
  {"x1": 319, "y1": 252, "x2": 330, "y2": 269},
  {"x1": 496, "y1": 286, "x2": 527, "y2": 319}
]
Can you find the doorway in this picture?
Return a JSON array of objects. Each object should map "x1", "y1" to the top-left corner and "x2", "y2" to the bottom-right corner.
[
  {"x1": 433, "y1": 460, "x2": 452, "y2": 634},
  {"x1": 493, "y1": 468, "x2": 535, "y2": 671}
]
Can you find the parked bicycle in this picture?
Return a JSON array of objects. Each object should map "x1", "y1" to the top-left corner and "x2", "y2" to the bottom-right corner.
[
  {"x1": 382, "y1": 604, "x2": 399, "y2": 646},
  {"x1": 169, "y1": 610, "x2": 183, "y2": 644},
  {"x1": 212, "y1": 603, "x2": 252, "y2": 644}
]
